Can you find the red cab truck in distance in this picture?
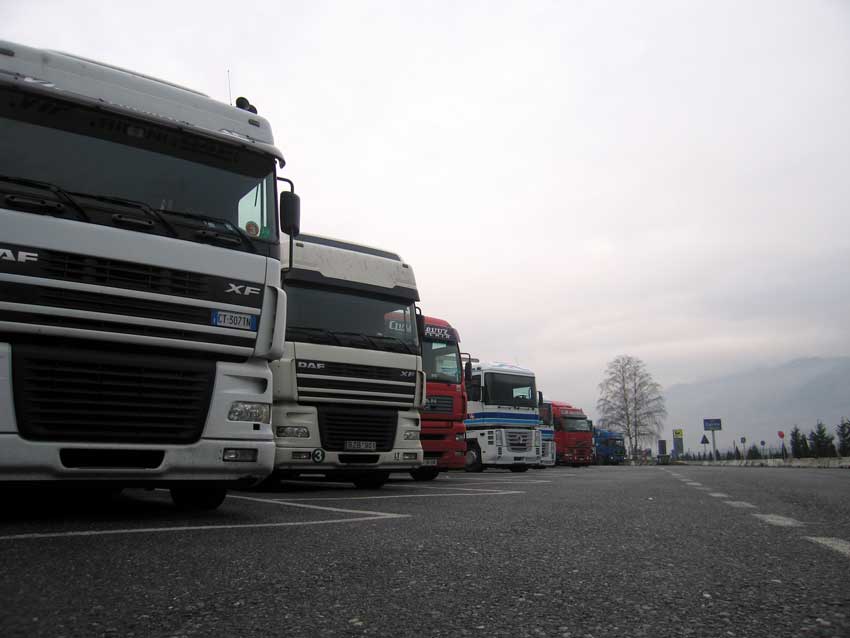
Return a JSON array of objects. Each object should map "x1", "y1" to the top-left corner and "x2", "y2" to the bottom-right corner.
[
  {"x1": 552, "y1": 402, "x2": 594, "y2": 467},
  {"x1": 413, "y1": 316, "x2": 467, "y2": 480}
]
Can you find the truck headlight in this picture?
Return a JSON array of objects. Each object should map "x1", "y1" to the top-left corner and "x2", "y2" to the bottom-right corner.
[
  {"x1": 455, "y1": 433, "x2": 465, "y2": 441},
  {"x1": 228, "y1": 402, "x2": 271, "y2": 424},
  {"x1": 495, "y1": 430, "x2": 503, "y2": 445},
  {"x1": 403, "y1": 430, "x2": 420, "y2": 441},
  {"x1": 276, "y1": 426, "x2": 310, "y2": 438}
]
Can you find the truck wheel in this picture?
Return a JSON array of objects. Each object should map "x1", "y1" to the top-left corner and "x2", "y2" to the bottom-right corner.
[
  {"x1": 170, "y1": 486, "x2": 227, "y2": 511},
  {"x1": 410, "y1": 467, "x2": 440, "y2": 481},
  {"x1": 465, "y1": 446, "x2": 484, "y2": 472},
  {"x1": 352, "y1": 472, "x2": 390, "y2": 489},
  {"x1": 510, "y1": 465, "x2": 529, "y2": 473}
]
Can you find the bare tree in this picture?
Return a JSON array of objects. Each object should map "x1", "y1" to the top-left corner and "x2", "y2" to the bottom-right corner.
[{"x1": 596, "y1": 355, "x2": 666, "y2": 460}]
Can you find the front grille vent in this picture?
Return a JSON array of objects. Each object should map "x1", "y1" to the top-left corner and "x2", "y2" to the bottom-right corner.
[
  {"x1": 507, "y1": 431, "x2": 531, "y2": 453},
  {"x1": 424, "y1": 395, "x2": 454, "y2": 413},
  {"x1": 12, "y1": 345, "x2": 214, "y2": 444},
  {"x1": 316, "y1": 405, "x2": 398, "y2": 452}
]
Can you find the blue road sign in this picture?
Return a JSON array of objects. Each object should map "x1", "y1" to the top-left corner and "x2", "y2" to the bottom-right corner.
[{"x1": 703, "y1": 418, "x2": 722, "y2": 431}]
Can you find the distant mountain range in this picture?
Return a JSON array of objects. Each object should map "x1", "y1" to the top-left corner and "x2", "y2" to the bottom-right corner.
[{"x1": 663, "y1": 357, "x2": 850, "y2": 452}]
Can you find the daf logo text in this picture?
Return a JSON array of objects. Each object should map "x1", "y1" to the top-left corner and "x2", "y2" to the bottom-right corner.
[{"x1": 0, "y1": 249, "x2": 38, "y2": 263}]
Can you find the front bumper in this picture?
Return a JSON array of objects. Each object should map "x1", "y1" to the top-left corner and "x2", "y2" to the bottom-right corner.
[{"x1": 0, "y1": 343, "x2": 276, "y2": 483}]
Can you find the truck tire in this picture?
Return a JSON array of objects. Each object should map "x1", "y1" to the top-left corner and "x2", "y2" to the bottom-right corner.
[
  {"x1": 465, "y1": 446, "x2": 484, "y2": 472},
  {"x1": 352, "y1": 471, "x2": 390, "y2": 489},
  {"x1": 170, "y1": 486, "x2": 227, "y2": 511},
  {"x1": 410, "y1": 467, "x2": 440, "y2": 481},
  {"x1": 510, "y1": 465, "x2": 529, "y2": 473}
]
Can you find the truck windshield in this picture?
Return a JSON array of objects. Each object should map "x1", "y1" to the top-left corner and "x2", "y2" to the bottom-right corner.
[
  {"x1": 423, "y1": 340, "x2": 461, "y2": 384},
  {"x1": 0, "y1": 87, "x2": 277, "y2": 245},
  {"x1": 285, "y1": 284, "x2": 419, "y2": 354},
  {"x1": 484, "y1": 373, "x2": 537, "y2": 407},
  {"x1": 564, "y1": 418, "x2": 591, "y2": 432}
]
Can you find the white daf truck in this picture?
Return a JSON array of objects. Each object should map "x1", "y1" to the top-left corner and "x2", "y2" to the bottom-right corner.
[
  {"x1": 268, "y1": 234, "x2": 424, "y2": 488},
  {"x1": 0, "y1": 40, "x2": 299, "y2": 509},
  {"x1": 464, "y1": 361, "x2": 541, "y2": 472}
]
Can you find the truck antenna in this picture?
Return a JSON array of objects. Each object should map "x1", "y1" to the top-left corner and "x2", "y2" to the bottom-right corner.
[{"x1": 227, "y1": 69, "x2": 232, "y2": 105}]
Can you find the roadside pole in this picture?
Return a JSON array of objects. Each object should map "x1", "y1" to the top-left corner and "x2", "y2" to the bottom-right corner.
[{"x1": 711, "y1": 431, "x2": 717, "y2": 462}]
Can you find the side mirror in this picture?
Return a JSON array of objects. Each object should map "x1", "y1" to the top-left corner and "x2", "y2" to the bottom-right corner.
[
  {"x1": 416, "y1": 313, "x2": 425, "y2": 343},
  {"x1": 537, "y1": 391, "x2": 544, "y2": 408},
  {"x1": 280, "y1": 190, "x2": 300, "y2": 237},
  {"x1": 464, "y1": 360, "x2": 472, "y2": 385}
]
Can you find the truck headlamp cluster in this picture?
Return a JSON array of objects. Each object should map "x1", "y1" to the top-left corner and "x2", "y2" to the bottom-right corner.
[
  {"x1": 403, "y1": 430, "x2": 420, "y2": 441},
  {"x1": 277, "y1": 426, "x2": 310, "y2": 438},
  {"x1": 455, "y1": 432, "x2": 465, "y2": 441},
  {"x1": 228, "y1": 402, "x2": 271, "y2": 424},
  {"x1": 495, "y1": 430, "x2": 504, "y2": 445}
]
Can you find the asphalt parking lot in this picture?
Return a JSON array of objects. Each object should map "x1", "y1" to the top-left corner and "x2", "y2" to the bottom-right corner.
[{"x1": 1, "y1": 466, "x2": 849, "y2": 638}]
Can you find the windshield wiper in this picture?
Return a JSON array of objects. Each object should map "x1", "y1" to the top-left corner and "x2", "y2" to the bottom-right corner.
[
  {"x1": 155, "y1": 208, "x2": 257, "y2": 253},
  {"x1": 0, "y1": 174, "x2": 90, "y2": 221},
  {"x1": 368, "y1": 334, "x2": 417, "y2": 354},
  {"x1": 287, "y1": 326, "x2": 343, "y2": 346},
  {"x1": 68, "y1": 191, "x2": 180, "y2": 238},
  {"x1": 331, "y1": 331, "x2": 381, "y2": 349}
]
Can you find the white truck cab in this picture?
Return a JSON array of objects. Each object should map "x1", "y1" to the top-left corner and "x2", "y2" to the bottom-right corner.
[
  {"x1": 269, "y1": 234, "x2": 425, "y2": 488},
  {"x1": 0, "y1": 40, "x2": 297, "y2": 509},
  {"x1": 464, "y1": 361, "x2": 541, "y2": 472}
]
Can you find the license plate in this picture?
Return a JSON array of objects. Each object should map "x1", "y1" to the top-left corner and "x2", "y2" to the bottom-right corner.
[
  {"x1": 423, "y1": 458, "x2": 438, "y2": 466},
  {"x1": 211, "y1": 310, "x2": 257, "y2": 331},
  {"x1": 344, "y1": 440, "x2": 377, "y2": 451}
]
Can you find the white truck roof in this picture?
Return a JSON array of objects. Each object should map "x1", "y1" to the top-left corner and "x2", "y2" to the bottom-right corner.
[
  {"x1": 473, "y1": 361, "x2": 536, "y2": 377},
  {"x1": 0, "y1": 39, "x2": 285, "y2": 163},
  {"x1": 284, "y1": 234, "x2": 419, "y2": 301}
]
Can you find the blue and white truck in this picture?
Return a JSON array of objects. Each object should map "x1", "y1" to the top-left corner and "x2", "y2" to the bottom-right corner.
[{"x1": 463, "y1": 361, "x2": 541, "y2": 472}]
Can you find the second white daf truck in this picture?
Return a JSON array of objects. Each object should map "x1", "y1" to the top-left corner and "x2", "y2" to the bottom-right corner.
[
  {"x1": 269, "y1": 235, "x2": 425, "y2": 488},
  {"x1": 464, "y1": 361, "x2": 541, "y2": 472}
]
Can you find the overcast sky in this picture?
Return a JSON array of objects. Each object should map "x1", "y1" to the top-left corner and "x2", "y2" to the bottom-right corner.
[{"x1": 5, "y1": 0, "x2": 850, "y2": 437}]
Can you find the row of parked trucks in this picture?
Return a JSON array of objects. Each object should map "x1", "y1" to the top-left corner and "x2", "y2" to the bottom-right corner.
[{"x1": 0, "y1": 40, "x2": 617, "y2": 510}]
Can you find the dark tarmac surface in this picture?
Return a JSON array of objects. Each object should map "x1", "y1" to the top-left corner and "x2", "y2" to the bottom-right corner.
[{"x1": 1, "y1": 465, "x2": 848, "y2": 638}]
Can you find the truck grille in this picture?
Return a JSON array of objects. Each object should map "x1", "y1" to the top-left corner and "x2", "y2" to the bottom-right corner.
[
  {"x1": 39, "y1": 248, "x2": 211, "y2": 299},
  {"x1": 12, "y1": 344, "x2": 214, "y2": 444},
  {"x1": 507, "y1": 431, "x2": 531, "y2": 452},
  {"x1": 316, "y1": 405, "x2": 398, "y2": 452},
  {"x1": 424, "y1": 395, "x2": 454, "y2": 413},
  {"x1": 297, "y1": 360, "x2": 416, "y2": 407}
]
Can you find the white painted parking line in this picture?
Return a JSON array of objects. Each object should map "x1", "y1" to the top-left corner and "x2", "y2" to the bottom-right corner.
[
  {"x1": 708, "y1": 493, "x2": 730, "y2": 498},
  {"x1": 805, "y1": 537, "x2": 850, "y2": 560},
  {"x1": 724, "y1": 501, "x2": 757, "y2": 509},
  {"x1": 229, "y1": 494, "x2": 410, "y2": 517},
  {"x1": 685, "y1": 482, "x2": 702, "y2": 486},
  {"x1": 753, "y1": 514, "x2": 804, "y2": 528},
  {"x1": 0, "y1": 497, "x2": 410, "y2": 542}
]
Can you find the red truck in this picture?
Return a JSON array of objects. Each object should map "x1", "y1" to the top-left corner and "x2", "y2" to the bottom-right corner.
[
  {"x1": 551, "y1": 401, "x2": 594, "y2": 467},
  {"x1": 412, "y1": 316, "x2": 467, "y2": 480}
]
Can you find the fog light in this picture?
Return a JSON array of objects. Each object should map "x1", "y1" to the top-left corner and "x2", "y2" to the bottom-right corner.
[
  {"x1": 277, "y1": 425, "x2": 310, "y2": 438},
  {"x1": 228, "y1": 402, "x2": 270, "y2": 424},
  {"x1": 292, "y1": 451, "x2": 312, "y2": 460},
  {"x1": 403, "y1": 430, "x2": 419, "y2": 441},
  {"x1": 403, "y1": 452, "x2": 418, "y2": 461},
  {"x1": 223, "y1": 448, "x2": 258, "y2": 462}
]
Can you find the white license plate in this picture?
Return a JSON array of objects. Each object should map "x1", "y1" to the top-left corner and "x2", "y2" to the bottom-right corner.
[
  {"x1": 344, "y1": 440, "x2": 377, "y2": 451},
  {"x1": 423, "y1": 458, "x2": 438, "y2": 466},
  {"x1": 211, "y1": 310, "x2": 257, "y2": 331}
]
